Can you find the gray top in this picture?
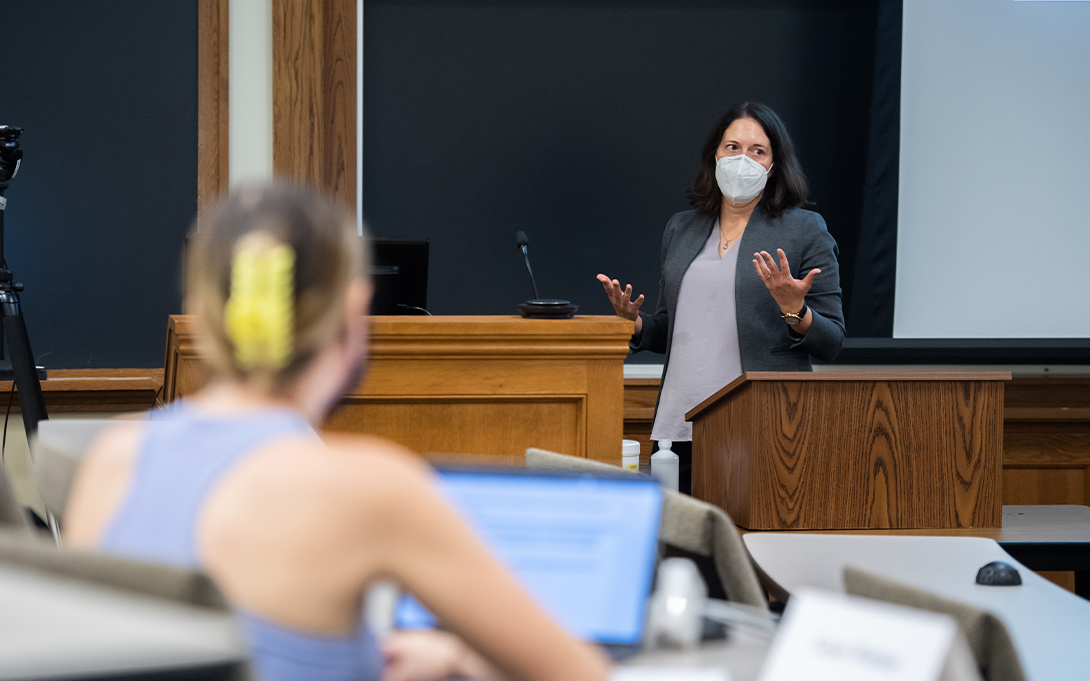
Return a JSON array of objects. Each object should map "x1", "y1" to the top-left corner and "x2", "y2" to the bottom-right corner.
[
  {"x1": 632, "y1": 207, "x2": 845, "y2": 431},
  {"x1": 652, "y1": 226, "x2": 742, "y2": 441}
]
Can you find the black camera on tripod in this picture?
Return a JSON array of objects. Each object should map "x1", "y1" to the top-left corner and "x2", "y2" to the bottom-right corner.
[
  {"x1": 0, "y1": 125, "x2": 23, "y2": 185},
  {"x1": 0, "y1": 123, "x2": 47, "y2": 436}
]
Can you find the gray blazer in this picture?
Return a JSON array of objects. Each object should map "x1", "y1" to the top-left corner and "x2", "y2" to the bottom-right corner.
[{"x1": 632, "y1": 206, "x2": 845, "y2": 376}]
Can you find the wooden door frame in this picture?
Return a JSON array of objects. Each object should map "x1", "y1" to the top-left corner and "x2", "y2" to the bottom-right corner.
[{"x1": 197, "y1": 0, "x2": 357, "y2": 210}]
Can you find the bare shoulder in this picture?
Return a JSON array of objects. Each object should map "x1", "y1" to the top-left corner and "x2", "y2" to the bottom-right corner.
[
  {"x1": 315, "y1": 434, "x2": 446, "y2": 540},
  {"x1": 318, "y1": 433, "x2": 433, "y2": 496},
  {"x1": 321, "y1": 431, "x2": 419, "y2": 459},
  {"x1": 237, "y1": 432, "x2": 433, "y2": 515},
  {"x1": 64, "y1": 420, "x2": 147, "y2": 547},
  {"x1": 208, "y1": 432, "x2": 439, "y2": 577}
]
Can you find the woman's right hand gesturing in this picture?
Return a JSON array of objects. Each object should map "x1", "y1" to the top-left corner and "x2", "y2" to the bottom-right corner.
[{"x1": 596, "y1": 274, "x2": 645, "y2": 336}]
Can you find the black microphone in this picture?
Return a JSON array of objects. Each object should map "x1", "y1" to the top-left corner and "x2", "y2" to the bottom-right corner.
[
  {"x1": 515, "y1": 230, "x2": 541, "y2": 299},
  {"x1": 513, "y1": 230, "x2": 578, "y2": 319}
]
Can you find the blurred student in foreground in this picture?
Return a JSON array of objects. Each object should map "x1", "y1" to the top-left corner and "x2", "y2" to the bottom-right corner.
[{"x1": 65, "y1": 183, "x2": 610, "y2": 681}]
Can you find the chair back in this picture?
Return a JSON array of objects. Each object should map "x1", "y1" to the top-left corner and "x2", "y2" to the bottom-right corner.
[
  {"x1": 0, "y1": 529, "x2": 229, "y2": 609},
  {"x1": 0, "y1": 462, "x2": 29, "y2": 531},
  {"x1": 845, "y1": 565, "x2": 1027, "y2": 681},
  {"x1": 31, "y1": 418, "x2": 115, "y2": 525},
  {"x1": 0, "y1": 528, "x2": 250, "y2": 679}
]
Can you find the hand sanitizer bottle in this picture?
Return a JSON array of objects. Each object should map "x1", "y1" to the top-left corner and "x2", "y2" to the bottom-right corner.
[{"x1": 651, "y1": 439, "x2": 679, "y2": 492}]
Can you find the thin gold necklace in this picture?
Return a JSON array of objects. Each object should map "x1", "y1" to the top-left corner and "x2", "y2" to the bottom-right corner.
[{"x1": 720, "y1": 226, "x2": 745, "y2": 250}]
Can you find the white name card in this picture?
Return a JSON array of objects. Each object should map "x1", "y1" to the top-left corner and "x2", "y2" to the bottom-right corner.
[{"x1": 758, "y1": 589, "x2": 961, "y2": 681}]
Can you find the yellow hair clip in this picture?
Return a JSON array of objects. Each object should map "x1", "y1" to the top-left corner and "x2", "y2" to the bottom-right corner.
[{"x1": 224, "y1": 241, "x2": 295, "y2": 371}]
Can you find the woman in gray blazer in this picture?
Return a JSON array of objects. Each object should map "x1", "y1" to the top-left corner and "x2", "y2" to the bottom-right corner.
[{"x1": 597, "y1": 102, "x2": 845, "y2": 493}]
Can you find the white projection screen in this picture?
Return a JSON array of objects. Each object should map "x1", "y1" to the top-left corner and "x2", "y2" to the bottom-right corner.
[{"x1": 896, "y1": 0, "x2": 1090, "y2": 339}]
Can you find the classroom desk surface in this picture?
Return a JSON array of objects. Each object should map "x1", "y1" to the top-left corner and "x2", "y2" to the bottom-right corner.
[
  {"x1": 0, "y1": 562, "x2": 247, "y2": 680},
  {"x1": 742, "y1": 505, "x2": 1090, "y2": 598},
  {"x1": 744, "y1": 534, "x2": 1090, "y2": 681},
  {"x1": 624, "y1": 630, "x2": 772, "y2": 680}
]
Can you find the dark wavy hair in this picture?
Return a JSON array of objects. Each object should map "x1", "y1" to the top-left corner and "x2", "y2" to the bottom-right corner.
[{"x1": 687, "y1": 102, "x2": 809, "y2": 219}]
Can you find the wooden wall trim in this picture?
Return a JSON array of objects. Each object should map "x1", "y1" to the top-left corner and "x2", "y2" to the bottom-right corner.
[
  {"x1": 15, "y1": 367, "x2": 1090, "y2": 504},
  {"x1": 272, "y1": 0, "x2": 357, "y2": 206},
  {"x1": 198, "y1": 0, "x2": 357, "y2": 208},
  {"x1": 1, "y1": 369, "x2": 163, "y2": 414},
  {"x1": 197, "y1": 0, "x2": 230, "y2": 213}
]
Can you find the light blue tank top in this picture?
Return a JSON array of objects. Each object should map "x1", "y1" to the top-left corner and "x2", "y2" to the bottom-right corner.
[{"x1": 99, "y1": 402, "x2": 384, "y2": 681}]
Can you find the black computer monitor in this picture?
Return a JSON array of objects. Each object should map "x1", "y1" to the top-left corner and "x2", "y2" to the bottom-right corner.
[{"x1": 369, "y1": 239, "x2": 429, "y2": 315}]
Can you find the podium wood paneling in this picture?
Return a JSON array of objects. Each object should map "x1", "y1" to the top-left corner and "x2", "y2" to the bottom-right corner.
[
  {"x1": 625, "y1": 374, "x2": 1090, "y2": 507},
  {"x1": 162, "y1": 315, "x2": 632, "y2": 462},
  {"x1": 687, "y1": 372, "x2": 1008, "y2": 531}
]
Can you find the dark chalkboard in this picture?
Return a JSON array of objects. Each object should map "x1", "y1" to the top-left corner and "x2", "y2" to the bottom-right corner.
[
  {"x1": 362, "y1": 0, "x2": 878, "y2": 362},
  {"x1": 3, "y1": 1, "x2": 197, "y2": 369},
  {"x1": 1, "y1": 1, "x2": 880, "y2": 369}
]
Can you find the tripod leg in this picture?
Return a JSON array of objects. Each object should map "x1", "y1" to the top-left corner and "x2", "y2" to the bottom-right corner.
[{"x1": 0, "y1": 292, "x2": 48, "y2": 436}]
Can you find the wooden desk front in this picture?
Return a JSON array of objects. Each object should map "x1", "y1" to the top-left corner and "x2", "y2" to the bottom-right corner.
[
  {"x1": 686, "y1": 371, "x2": 1008, "y2": 530},
  {"x1": 162, "y1": 315, "x2": 634, "y2": 463}
]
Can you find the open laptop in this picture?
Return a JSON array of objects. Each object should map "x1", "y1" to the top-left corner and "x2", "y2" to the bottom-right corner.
[{"x1": 395, "y1": 467, "x2": 664, "y2": 659}]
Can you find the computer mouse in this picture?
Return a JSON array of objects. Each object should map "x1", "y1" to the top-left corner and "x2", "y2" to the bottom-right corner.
[{"x1": 975, "y1": 561, "x2": 1022, "y2": 586}]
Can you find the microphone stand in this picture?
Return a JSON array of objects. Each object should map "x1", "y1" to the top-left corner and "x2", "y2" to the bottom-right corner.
[
  {"x1": 515, "y1": 231, "x2": 578, "y2": 319},
  {"x1": 517, "y1": 240, "x2": 541, "y2": 299}
]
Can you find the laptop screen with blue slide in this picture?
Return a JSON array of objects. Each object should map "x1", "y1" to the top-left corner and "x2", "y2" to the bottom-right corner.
[{"x1": 395, "y1": 468, "x2": 664, "y2": 645}]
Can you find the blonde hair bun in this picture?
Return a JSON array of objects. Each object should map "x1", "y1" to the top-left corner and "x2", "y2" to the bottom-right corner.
[{"x1": 186, "y1": 183, "x2": 369, "y2": 393}]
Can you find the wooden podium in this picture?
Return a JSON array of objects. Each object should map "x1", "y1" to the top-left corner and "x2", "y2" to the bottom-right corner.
[
  {"x1": 163, "y1": 315, "x2": 633, "y2": 462},
  {"x1": 687, "y1": 372, "x2": 1009, "y2": 531}
]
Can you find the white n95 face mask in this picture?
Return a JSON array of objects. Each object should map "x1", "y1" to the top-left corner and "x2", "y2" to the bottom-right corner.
[{"x1": 714, "y1": 154, "x2": 772, "y2": 203}]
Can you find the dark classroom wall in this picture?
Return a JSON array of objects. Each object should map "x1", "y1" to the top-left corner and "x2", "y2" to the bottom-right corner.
[
  {"x1": 362, "y1": 0, "x2": 879, "y2": 362},
  {"x1": 2, "y1": 1, "x2": 880, "y2": 369},
  {"x1": 2, "y1": 1, "x2": 198, "y2": 369}
]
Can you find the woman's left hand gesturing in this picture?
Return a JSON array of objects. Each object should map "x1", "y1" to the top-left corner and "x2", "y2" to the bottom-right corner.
[{"x1": 752, "y1": 248, "x2": 820, "y2": 315}]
